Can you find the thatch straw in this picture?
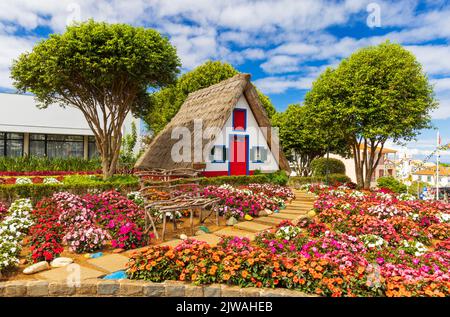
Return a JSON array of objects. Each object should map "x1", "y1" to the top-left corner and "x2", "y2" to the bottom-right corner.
[{"x1": 135, "y1": 73, "x2": 291, "y2": 173}]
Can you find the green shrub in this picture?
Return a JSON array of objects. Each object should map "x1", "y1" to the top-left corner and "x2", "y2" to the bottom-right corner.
[
  {"x1": 288, "y1": 173, "x2": 351, "y2": 187},
  {"x1": 310, "y1": 157, "x2": 346, "y2": 176},
  {"x1": 376, "y1": 176, "x2": 407, "y2": 193},
  {"x1": 0, "y1": 156, "x2": 101, "y2": 172},
  {"x1": 0, "y1": 175, "x2": 139, "y2": 203},
  {"x1": 143, "y1": 171, "x2": 289, "y2": 187},
  {"x1": 407, "y1": 180, "x2": 429, "y2": 197}
]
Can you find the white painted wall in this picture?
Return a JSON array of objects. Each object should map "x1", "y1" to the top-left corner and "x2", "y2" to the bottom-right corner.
[
  {"x1": 0, "y1": 93, "x2": 144, "y2": 154},
  {"x1": 0, "y1": 93, "x2": 94, "y2": 135},
  {"x1": 412, "y1": 174, "x2": 449, "y2": 187},
  {"x1": 204, "y1": 95, "x2": 279, "y2": 173}
]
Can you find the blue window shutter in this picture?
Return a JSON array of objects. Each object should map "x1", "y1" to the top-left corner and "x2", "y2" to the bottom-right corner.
[
  {"x1": 261, "y1": 147, "x2": 268, "y2": 162},
  {"x1": 222, "y1": 146, "x2": 226, "y2": 162},
  {"x1": 250, "y1": 147, "x2": 255, "y2": 161}
]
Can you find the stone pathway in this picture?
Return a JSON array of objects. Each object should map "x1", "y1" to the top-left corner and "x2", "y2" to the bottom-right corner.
[{"x1": 33, "y1": 189, "x2": 315, "y2": 280}]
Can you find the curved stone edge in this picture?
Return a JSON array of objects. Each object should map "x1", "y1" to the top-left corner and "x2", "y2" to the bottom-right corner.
[{"x1": 0, "y1": 279, "x2": 316, "y2": 297}]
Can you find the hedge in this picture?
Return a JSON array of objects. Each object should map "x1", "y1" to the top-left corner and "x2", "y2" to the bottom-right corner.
[
  {"x1": 288, "y1": 173, "x2": 351, "y2": 187},
  {"x1": 0, "y1": 171, "x2": 289, "y2": 203},
  {"x1": 0, "y1": 156, "x2": 102, "y2": 172},
  {"x1": 310, "y1": 157, "x2": 346, "y2": 176},
  {"x1": 144, "y1": 171, "x2": 289, "y2": 187},
  {"x1": 0, "y1": 179, "x2": 139, "y2": 203}
]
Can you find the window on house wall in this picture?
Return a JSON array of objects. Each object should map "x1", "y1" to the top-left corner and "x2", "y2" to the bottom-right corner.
[
  {"x1": 29, "y1": 134, "x2": 84, "y2": 158},
  {"x1": 379, "y1": 169, "x2": 384, "y2": 178},
  {"x1": 88, "y1": 136, "x2": 99, "y2": 159},
  {"x1": 0, "y1": 132, "x2": 24, "y2": 157},
  {"x1": 210, "y1": 145, "x2": 226, "y2": 163},
  {"x1": 251, "y1": 146, "x2": 267, "y2": 163},
  {"x1": 232, "y1": 109, "x2": 246, "y2": 131}
]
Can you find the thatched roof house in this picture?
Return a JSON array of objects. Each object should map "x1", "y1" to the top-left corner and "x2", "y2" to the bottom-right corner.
[{"x1": 135, "y1": 73, "x2": 290, "y2": 175}]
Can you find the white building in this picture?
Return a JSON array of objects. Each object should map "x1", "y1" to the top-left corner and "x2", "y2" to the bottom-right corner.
[
  {"x1": 135, "y1": 74, "x2": 291, "y2": 175},
  {"x1": 412, "y1": 166, "x2": 450, "y2": 187},
  {"x1": 0, "y1": 92, "x2": 146, "y2": 159}
]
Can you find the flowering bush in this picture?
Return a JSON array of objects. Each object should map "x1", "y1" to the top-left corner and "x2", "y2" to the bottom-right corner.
[
  {"x1": 63, "y1": 222, "x2": 110, "y2": 253},
  {"x1": 127, "y1": 185, "x2": 450, "y2": 297},
  {"x1": 0, "y1": 202, "x2": 7, "y2": 221},
  {"x1": 43, "y1": 177, "x2": 61, "y2": 184},
  {"x1": 84, "y1": 190, "x2": 147, "y2": 249},
  {"x1": 0, "y1": 237, "x2": 21, "y2": 271},
  {"x1": 202, "y1": 184, "x2": 293, "y2": 217},
  {"x1": 28, "y1": 199, "x2": 64, "y2": 262},
  {"x1": 15, "y1": 177, "x2": 32, "y2": 184},
  {"x1": 275, "y1": 225, "x2": 302, "y2": 241},
  {"x1": 0, "y1": 198, "x2": 34, "y2": 272}
]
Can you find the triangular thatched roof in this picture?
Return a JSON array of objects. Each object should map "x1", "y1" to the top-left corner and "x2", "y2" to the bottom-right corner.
[{"x1": 135, "y1": 73, "x2": 291, "y2": 172}]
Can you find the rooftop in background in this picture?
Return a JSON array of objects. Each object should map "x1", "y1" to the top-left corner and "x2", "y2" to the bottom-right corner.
[
  {"x1": 0, "y1": 92, "x2": 93, "y2": 136},
  {"x1": 358, "y1": 144, "x2": 397, "y2": 154},
  {"x1": 414, "y1": 166, "x2": 450, "y2": 176}
]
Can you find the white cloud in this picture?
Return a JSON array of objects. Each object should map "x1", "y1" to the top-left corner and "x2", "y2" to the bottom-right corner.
[
  {"x1": 0, "y1": 34, "x2": 37, "y2": 88},
  {"x1": 406, "y1": 45, "x2": 450, "y2": 76},
  {"x1": 253, "y1": 75, "x2": 314, "y2": 94}
]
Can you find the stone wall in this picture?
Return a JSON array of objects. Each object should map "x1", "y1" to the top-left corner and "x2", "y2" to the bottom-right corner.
[{"x1": 0, "y1": 279, "x2": 314, "y2": 297}]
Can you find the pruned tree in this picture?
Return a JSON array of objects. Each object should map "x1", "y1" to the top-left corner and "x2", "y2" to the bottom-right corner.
[
  {"x1": 304, "y1": 41, "x2": 437, "y2": 188},
  {"x1": 11, "y1": 20, "x2": 180, "y2": 179},
  {"x1": 272, "y1": 104, "x2": 349, "y2": 176}
]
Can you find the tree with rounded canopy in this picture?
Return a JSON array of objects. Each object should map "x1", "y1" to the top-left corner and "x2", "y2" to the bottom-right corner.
[
  {"x1": 145, "y1": 60, "x2": 276, "y2": 134},
  {"x1": 304, "y1": 41, "x2": 437, "y2": 189},
  {"x1": 11, "y1": 20, "x2": 180, "y2": 179},
  {"x1": 272, "y1": 104, "x2": 349, "y2": 176}
]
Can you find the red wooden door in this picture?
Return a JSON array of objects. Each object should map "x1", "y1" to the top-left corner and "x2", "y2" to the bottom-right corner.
[{"x1": 229, "y1": 135, "x2": 248, "y2": 175}]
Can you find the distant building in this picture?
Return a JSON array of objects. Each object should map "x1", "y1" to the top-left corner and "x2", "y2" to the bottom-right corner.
[
  {"x1": 330, "y1": 145, "x2": 397, "y2": 187},
  {"x1": 412, "y1": 166, "x2": 450, "y2": 187},
  {"x1": 0, "y1": 93, "x2": 146, "y2": 159}
]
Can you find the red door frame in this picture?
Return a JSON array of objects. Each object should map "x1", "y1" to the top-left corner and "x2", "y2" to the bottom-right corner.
[{"x1": 228, "y1": 134, "x2": 249, "y2": 175}]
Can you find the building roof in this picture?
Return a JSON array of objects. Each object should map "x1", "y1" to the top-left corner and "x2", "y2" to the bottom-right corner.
[
  {"x1": 0, "y1": 92, "x2": 94, "y2": 135},
  {"x1": 135, "y1": 74, "x2": 291, "y2": 172},
  {"x1": 358, "y1": 144, "x2": 397, "y2": 154},
  {"x1": 414, "y1": 166, "x2": 450, "y2": 176}
]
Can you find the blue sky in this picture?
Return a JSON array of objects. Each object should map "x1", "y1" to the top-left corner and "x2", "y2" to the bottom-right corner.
[{"x1": 1, "y1": 0, "x2": 450, "y2": 162}]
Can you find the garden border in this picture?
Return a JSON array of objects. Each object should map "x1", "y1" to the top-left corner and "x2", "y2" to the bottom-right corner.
[{"x1": 0, "y1": 279, "x2": 315, "y2": 297}]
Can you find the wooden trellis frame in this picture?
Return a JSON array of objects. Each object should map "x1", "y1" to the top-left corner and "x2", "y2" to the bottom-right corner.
[{"x1": 135, "y1": 168, "x2": 220, "y2": 241}]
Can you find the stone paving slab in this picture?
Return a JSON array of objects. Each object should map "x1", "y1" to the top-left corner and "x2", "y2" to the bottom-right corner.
[
  {"x1": 233, "y1": 221, "x2": 271, "y2": 233},
  {"x1": 287, "y1": 206, "x2": 313, "y2": 210},
  {"x1": 37, "y1": 265, "x2": 105, "y2": 281},
  {"x1": 281, "y1": 208, "x2": 309, "y2": 214},
  {"x1": 189, "y1": 234, "x2": 222, "y2": 246},
  {"x1": 253, "y1": 216, "x2": 284, "y2": 226},
  {"x1": 213, "y1": 228, "x2": 256, "y2": 240},
  {"x1": 87, "y1": 254, "x2": 130, "y2": 273},
  {"x1": 160, "y1": 239, "x2": 183, "y2": 247},
  {"x1": 269, "y1": 213, "x2": 301, "y2": 220}
]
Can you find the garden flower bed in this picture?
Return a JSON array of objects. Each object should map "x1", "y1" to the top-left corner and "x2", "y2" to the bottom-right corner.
[
  {"x1": 0, "y1": 183, "x2": 294, "y2": 279},
  {"x1": 126, "y1": 185, "x2": 450, "y2": 297}
]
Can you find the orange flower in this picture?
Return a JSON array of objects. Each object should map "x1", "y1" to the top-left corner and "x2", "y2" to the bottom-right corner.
[
  {"x1": 293, "y1": 276, "x2": 299, "y2": 283},
  {"x1": 179, "y1": 273, "x2": 185, "y2": 281},
  {"x1": 209, "y1": 265, "x2": 218, "y2": 275},
  {"x1": 272, "y1": 272, "x2": 277, "y2": 278},
  {"x1": 241, "y1": 270, "x2": 249, "y2": 278},
  {"x1": 247, "y1": 258, "x2": 254, "y2": 265},
  {"x1": 274, "y1": 279, "x2": 279, "y2": 285},
  {"x1": 191, "y1": 274, "x2": 197, "y2": 280},
  {"x1": 223, "y1": 273, "x2": 231, "y2": 281}
]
